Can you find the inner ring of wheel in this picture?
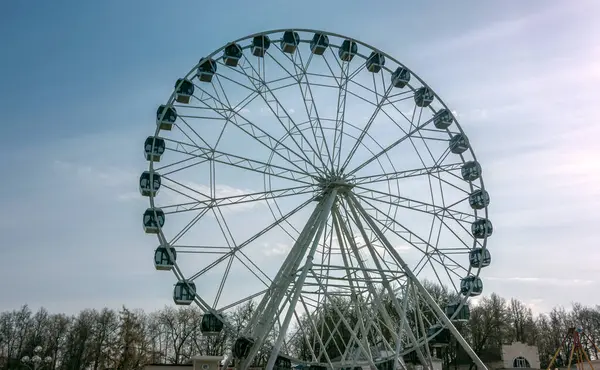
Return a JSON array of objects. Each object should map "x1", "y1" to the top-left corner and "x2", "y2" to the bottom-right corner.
[{"x1": 264, "y1": 121, "x2": 399, "y2": 241}]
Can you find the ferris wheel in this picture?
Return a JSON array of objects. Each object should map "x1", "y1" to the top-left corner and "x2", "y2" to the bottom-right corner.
[{"x1": 140, "y1": 29, "x2": 493, "y2": 370}]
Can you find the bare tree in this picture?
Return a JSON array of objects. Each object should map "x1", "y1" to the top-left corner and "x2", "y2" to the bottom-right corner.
[{"x1": 2, "y1": 286, "x2": 600, "y2": 370}]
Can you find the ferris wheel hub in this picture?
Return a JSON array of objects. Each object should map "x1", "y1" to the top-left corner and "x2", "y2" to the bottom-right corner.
[{"x1": 316, "y1": 175, "x2": 354, "y2": 194}]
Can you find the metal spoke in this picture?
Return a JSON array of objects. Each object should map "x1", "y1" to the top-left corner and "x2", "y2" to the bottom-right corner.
[
  {"x1": 340, "y1": 83, "x2": 395, "y2": 173},
  {"x1": 354, "y1": 185, "x2": 476, "y2": 222},
  {"x1": 352, "y1": 162, "x2": 463, "y2": 186},
  {"x1": 193, "y1": 81, "x2": 315, "y2": 176},
  {"x1": 238, "y1": 52, "x2": 329, "y2": 175},
  {"x1": 160, "y1": 184, "x2": 313, "y2": 215},
  {"x1": 346, "y1": 115, "x2": 436, "y2": 177},
  {"x1": 162, "y1": 138, "x2": 316, "y2": 184}
]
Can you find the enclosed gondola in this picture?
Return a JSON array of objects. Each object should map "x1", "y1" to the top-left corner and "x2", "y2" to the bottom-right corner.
[
  {"x1": 469, "y1": 248, "x2": 491, "y2": 268},
  {"x1": 461, "y1": 161, "x2": 482, "y2": 181},
  {"x1": 403, "y1": 351, "x2": 419, "y2": 365},
  {"x1": 468, "y1": 189, "x2": 490, "y2": 210},
  {"x1": 156, "y1": 105, "x2": 177, "y2": 131},
  {"x1": 222, "y1": 43, "x2": 243, "y2": 67},
  {"x1": 274, "y1": 356, "x2": 292, "y2": 370},
  {"x1": 173, "y1": 280, "x2": 196, "y2": 305},
  {"x1": 449, "y1": 134, "x2": 469, "y2": 154},
  {"x1": 201, "y1": 313, "x2": 224, "y2": 335},
  {"x1": 310, "y1": 33, "x2": 329, "y2": 55},
  {"x1": 433, "y1": 109, "x2": 454, "y2": 129},
  {"x1": 445, "y1": 302, "x2": 471, "y2": 321},
  {"x1": 376, "y1": 359, "x2": 395, "y2": 370},
  {"x1": 144, "y1": 136, "x2": 166, "y2": 162},
  {"x1": 251, "y1": 35, "x2": 271, "y2": 57},
  {"x1": 143, "y1": 208, "x2": 165, "y2": 234},
  {"x1": 280, "y1": 31, "x2": 300, "y2": 54},
  {"x1": 471, "y1": 218, "x2": 493, "y2": 239},
  {"x1": 460, "y1": 275, "x2": 483, "y2": 296},
  {"x1": 366, "y1": 52, "x2": 385, "y2": 73},
  {"x1": 154, "y1": 246, "x2": 176, "y2": 270},
  {"x1": 175, "y1": 78, "x2": 194, "y2": 103},
  {"x1": 139, "y1": 171, "x2": 161, "y2": 197},
  {"x1": 414, "y1": 87, "x2": 434, "y2": 107},
  {"x1": 427, "y1": 324, "x2": 451, "y2": 345},
  {"x1": 338, "y1": 39, "x2": 358, "y2": 62},
  {"x1": 391, "y1": 67, "x2": 410, "y2": 88},
  {"x1": 233, "y1": 337, "x2": 254, "y2": 358},
  {"x1": 197, "y1": 58, "x2": 217, "y2": 83}
]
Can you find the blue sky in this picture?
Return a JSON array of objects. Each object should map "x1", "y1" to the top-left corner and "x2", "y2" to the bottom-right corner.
[{"x1": 1, "y1": 0, "x2": 599, "y2": 316}]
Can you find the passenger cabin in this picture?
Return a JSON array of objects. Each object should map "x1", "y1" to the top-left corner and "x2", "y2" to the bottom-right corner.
[
  {"x1": 366, "y1": 52, "x2": 385, "y2": 73},
  {"x1": 469, "y1": 189, "x2": 490, "y2": 210},
  {"x1": 233, "y1": 337, "x2": 254, "y2": 358},
  {"x1": 471, "y1": 218, "x2": 493, "y2": 239},
  {"x1": 280, "y1": 31, "x2": 300, "y2": 54},
  {"x1": 251, "y1": 35, "x2": 271, "y2": 57},
  {"x1": 449, "y1": 134, "x2": 469, "y2": 154},
  {"x1": 433, "y1": 109, "x2": 454, "y2": 129},
  {"x1": 403, "y1": 351, "x2": 418, "y2": 365},
  {"x1": 156, "y1": 105, "x2": 177, "y2": 131},
  {"x1": 445, "y1": 302, "x2": 470, "y2": 321},
  {"x1": 427, "y1": 324, "x2": 451, "y2": 346},
  {"x1": 274, "y1": 356, "x2": 292, "y2": 370},
  {"x1": 144, "y1": 136, "x2": 166, "y2": 162},
  {"x1": 154, "y1": 246, "x2": 176, "y2": 271},
  {"x1": 223, "y1": 43, "x2": 243, "y2": 67},
  {"x1": 310, "y1": 33, "x2": 329, "y2": 55},
  {"x1": 390, "y1": 68, "x2": 411, "y2": 90},
  {"x1": 175, "y1": 78, "x2": 194, "y2": 103},
  {"x1": 461, "y1": 161, "x2": 482, "y2": 181},
  {"x1": 414, "y1": 87, "x2": 434, "y2": 107},
  {"x1": 201, "y1": 313, "x2": 224, "y2": 335},
  {"x1": 376, "y1": 359, "x2": 395, "y2": 370},
  {"x1": 139, "y1": 171, "x2": 161, "y2": 197},
  {"x1": 469, "y1": 248, "x2": 492, "y2": 268},
  {"x1": 173, "y1": 281, "x2": 196, "y2": 305},
  {"x1": 197, "y1": 58, "x2": 217, "y2": 83},
  {"x1": 460, "y1": 275, "x2": 483, "y2": 296},
  {"x1": 143, "y1": 208, "x2": 165, "y2": 234},
  {"x1": 338, "y1": 39, "x2": 358, "y2": 62}
]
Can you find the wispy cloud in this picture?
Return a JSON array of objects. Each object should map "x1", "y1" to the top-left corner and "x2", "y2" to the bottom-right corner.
[
  {"x1": 486, "y1": 276, "x2": 595, "y2": 287},
  {"x1": 160, "y1": 181, "x2": 264, "y2": 215},
  {"x1": 262, "y1": 242, "x2": 291, "y2": 257}
]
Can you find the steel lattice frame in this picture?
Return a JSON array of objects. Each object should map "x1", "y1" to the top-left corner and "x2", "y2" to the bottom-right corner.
[{"x1": 142, "y1": 29, "x2": 492, "y2": 370}]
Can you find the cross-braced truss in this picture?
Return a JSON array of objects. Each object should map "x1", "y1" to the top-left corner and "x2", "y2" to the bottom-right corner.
[{"x1": 141, "y1": 29, "x2": 493, "y2": 370}]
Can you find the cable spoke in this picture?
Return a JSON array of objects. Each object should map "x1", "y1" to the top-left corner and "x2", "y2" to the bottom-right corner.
[
  {"x1": 354, "y1": 185, "x2": 476, "y2": 222},
  {"x1": 352, "y1": 162, "x2": 464, "y2": 186},
  {"x1": 160, "y1": 183, "x2": 314, "y2": 215},
  {"x1": 161, "y1": 138, "x2": 316, "y2": 184}
]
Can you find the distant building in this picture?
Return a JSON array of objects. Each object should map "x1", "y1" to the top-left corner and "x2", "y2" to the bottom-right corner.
[
  {"x1": 446, "y1": 341, "x2": 541, "y2": 370},
  {"x1": 501, "y1": 342, "x2": 540, "y2": 369}
]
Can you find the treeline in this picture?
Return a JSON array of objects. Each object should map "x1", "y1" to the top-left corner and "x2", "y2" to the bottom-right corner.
[{"x1": 0, "y1": 293, "x2": 599, "y2": 370}]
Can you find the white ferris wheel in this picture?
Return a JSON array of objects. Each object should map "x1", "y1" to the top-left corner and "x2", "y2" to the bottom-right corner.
[{"x1": 140, "y1": 29, "x2": 493, "y2": 370}]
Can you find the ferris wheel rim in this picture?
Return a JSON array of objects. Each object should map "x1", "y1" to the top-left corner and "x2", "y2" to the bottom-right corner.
[{"x1": 144, "y1": 28, "x2": 492, "y2": 364}]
